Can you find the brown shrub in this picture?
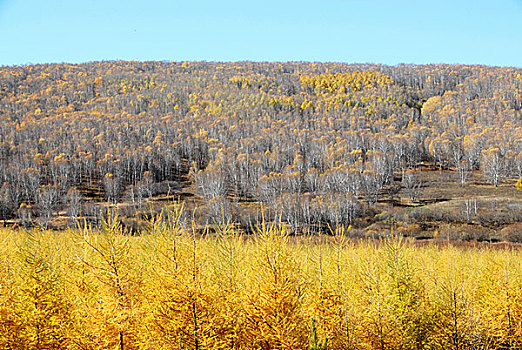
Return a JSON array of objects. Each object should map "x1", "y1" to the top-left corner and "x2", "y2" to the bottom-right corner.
[
  {"x1": 500, "y1": 223, "x2": 522, "y2": 243},
  {"x1": 396, "y1": 223, "x2": 423, "y2": 238},
  {"x1": 438, "y1": 223, "x2": 492, "y2": 241}
]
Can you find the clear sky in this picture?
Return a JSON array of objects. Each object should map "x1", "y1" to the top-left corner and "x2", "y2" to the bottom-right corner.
[{"x1": 0, "y1": 0, "x2": 521, "y2": 67}]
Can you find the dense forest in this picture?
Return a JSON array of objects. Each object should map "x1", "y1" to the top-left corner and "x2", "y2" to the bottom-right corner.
[{"x1": 0, "y1": 61, "x2": 521, "y2": 240}]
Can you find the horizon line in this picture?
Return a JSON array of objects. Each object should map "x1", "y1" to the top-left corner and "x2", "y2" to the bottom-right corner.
[{"x1": 2, "y1": 59, "x2": 521, "y2": 69}]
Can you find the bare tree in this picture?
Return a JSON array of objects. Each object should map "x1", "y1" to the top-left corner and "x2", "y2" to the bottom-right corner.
[
  {"x1": 195, "y1": 168, "x2": 228, "y2": 200},
  {"x1": 103, "y1": 173, "x2": 122, "y2": 203},
  {"x1": 65, "y1": 187, "x2": 83, "y2": 225},
  {"x1": 402, "y1": 170, "x2": 422, "y2": 203},
  {"x1": 137, "y1": 170, "x2": 155, "y2": 201},
  {"x1": 17, "y1": 203, "x2": 33, "y2": 229},
  {"x1": 481, "y1": 147, "x2": 506, "y2": 187},
  {"x1": 456, "y1": 160, "x2": 471, "y2": 186},
  {"x1": 36, "y1": 184, "x2": 60, "y2": 229}
]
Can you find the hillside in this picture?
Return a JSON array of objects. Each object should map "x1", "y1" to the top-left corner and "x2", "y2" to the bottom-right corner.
[{"x1": 0, "y1": 61, "x2": 521, "y2": 240}]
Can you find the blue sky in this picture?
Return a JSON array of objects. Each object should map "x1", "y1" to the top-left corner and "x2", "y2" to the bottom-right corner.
[{"x1": 0, "y1": 0, "x2": 521, "y2": 67}]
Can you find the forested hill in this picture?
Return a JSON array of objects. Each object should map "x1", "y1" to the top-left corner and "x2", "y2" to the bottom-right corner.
[{"x1": 0, "y1": 61, "x2": 521, "y2": 236}]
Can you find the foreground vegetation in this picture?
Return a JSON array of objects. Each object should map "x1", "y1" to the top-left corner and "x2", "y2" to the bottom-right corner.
[{"x1": 1, "y1": 209, "x2": 522, "y2": 349}]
